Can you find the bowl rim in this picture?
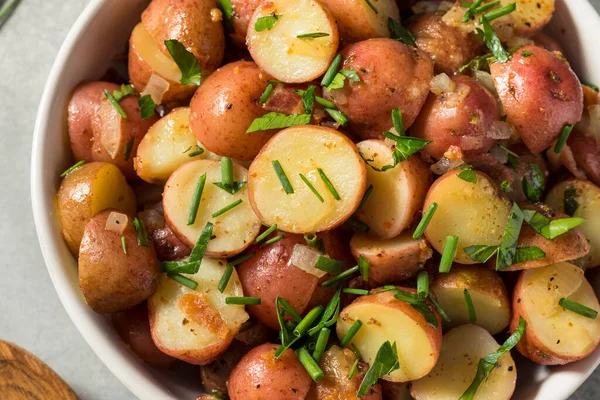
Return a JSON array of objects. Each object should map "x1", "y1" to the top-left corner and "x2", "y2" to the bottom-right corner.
[{"x1": 31, "y1": 0, "x2": 600, "y2": 399}]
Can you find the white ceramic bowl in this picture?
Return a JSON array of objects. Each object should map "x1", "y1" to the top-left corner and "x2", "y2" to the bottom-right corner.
[{"x1": 31, "y1": 0, "x2": 600, "y2": 399}]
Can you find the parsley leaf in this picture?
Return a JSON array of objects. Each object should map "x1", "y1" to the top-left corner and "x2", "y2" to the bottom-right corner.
[
  {"x1": 388, "y1": 17, "x2": 416, "y2": 46},
  {"x1": 218, "y1": 0, "x2": 234, "y2": 33},
  {"x1": 213, "y1": 181, "x2": 247, "y2": 194},
  {"x1": 464, "y1": 245, "x2": 499, "y2": 263},
  {"x1": 164, "y1": 39, "x2": 202, "y2": 86},
  {"x1": 339, "y1": 69, "x2": 360, "y2": 82},
  {"x1": 326, "y1": 72, "x2": 346, "y2": 92},
  {"x1": 496, "y1": 203, "x2": 524, "y2": 270},
  {"x1": 138, "y1": 94, "x2": 156, "y2": 120},
  {"x1": 522, "y1": 163, "x2": 545, "y2": 202},
  {"x1": 246, "y1": 112, "x2": 311, "y2": 133},
  {"x1": 500, "y1": 180, "x2": 511, "y2": 192},
  {"x1": 476, "y1": 16, "x2": 509, "y2": 63},
  {"x1": 515, "y1": 246, "x2": 546, "y2": 263},
  {"x1": 357, "y1": 341, "x2": 399, "y2": 397},
  {"x1": 112, "y1": 84, "x2": 135, "y2": 102},
  {"x1": 522, "y1": 209, "x2": 586, "y2": 240},
  {"x1": 564, "y1": 185, "x2": 579, "y2": 216},
  {"x1": 457, "y1": 165, "x2": 478, "y2": 183},
  {"x1": 255, "y1": 13, "x2": 281, "y2": 32},
  {"x1": 301, "y1": 85, "x2": 316, "y2": 114}
]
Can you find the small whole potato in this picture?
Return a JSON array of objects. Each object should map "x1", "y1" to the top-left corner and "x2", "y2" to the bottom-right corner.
[
  {"x1": 200, "y1": 340, "x2": 251, "y2": 395},
  {"x1": 79, "y1": 210, "x2": 161, "y2": 313},
  {"x1": 567, "y1": 130, "x2": 600, "y2": 187},
  {"x1": 229, "y1": 0, "x2": 263, "y2": 47},
  {"x1": 490, "y1": 45, "x2": 583, "y2": 153},
  {"x1": 326, "y1": 38, "x2": 433, "y2": 140},
  {"x1": 407, "y1": 13, "x2": 483, "y2": 75},
  {"x1": 189, "y1": 61, "x2": 275, "y2": 160},
  {"x1": 227, "y1": 343, "x2": 312, "y2": 400},
  {"x1": 411, "y1": 75, "x2": 500, "y2": 161}
]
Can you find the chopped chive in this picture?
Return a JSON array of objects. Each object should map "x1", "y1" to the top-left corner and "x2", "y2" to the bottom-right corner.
[
  {"x1": 363, "y1": 0, "x2": 378, "y2": 13},
  {"x1": 297, "y1": 32, "x2": 330, "y2": 39},
  {"x1": 429, "y1": 295, "x2": 451, "y2": 323},
  {"x1": 230, "y1": 252, "x2": 256, "y2": 267},
  {"x1": 188, "y1": 145, "x2": 204, "y2": 157},
  {"x1": 325, "y1": 108, "x2": 349, "y2": 126},
  {"x1": 225, "y1": 296, "x2": 261, "y2": 305},
  {"x1": 358, "y1": 256, "x2": 370, "y2": 281},
  {"x1": 272, "y1": 160, "x2": 294, "y2": 194},
  {"x1": 213, "y1": 181, "x2": 246, "y2": 194},
  {"x1": 183, "y1": 146, "x2": 192, "y2": 153},
  {"x1": 259, "y1": 234, "x2": 284, "y2": 247},
  {"x1": 187, "y1": 173, "x2": 207, "y2": 225},
  {"x1": 255, "y1": 224, "x2": 278, "y2": 243},
  {"x1": 346, "y1": 218, "x2": 370, "y2": 232},
  {"x1": 356, "y1": 184, "x2": 374, "y2": 213},
  {"x1": 189, "y1": 221, "x2": 214, "y2": 263},
  {"x1": 123, "y1": 138, "x2": 134, "y2": 161},
  {"x1": 342, "y1": 288, "x2": 369, "y2": 295},
  {"x1": 340, "y1": 320, "x2": 363, "y2": 347},
  {"x1": 121, "y1": 236, "x2": 127, "y2": 254},
  {"x1": 317, "y1": 168, "x2": 340, "y2": 200},
  {"x1": 60, "y1": 160, "x2": 85, "y2": 177},
  {"x1": 221, "y1": 157, "x2": 234, "y2": 189},
  {"x1": 260, "y1": 82, "x2": 274, "y2": 104},
  {"x1": 351, "y1": 343, "x2": 363, "y2": 360},
  {"x1": 304, "y1": 233, "x2": 322, "y2": 250},
  {"x1": 413, "y1": 202, "x2": 438, "y2": 240},
  {"x1": 464, "y1": 289, "x2": 477, "y2": 323},
  {"x1": 439, "y1": 235, "x2": 459, "y2": 273},
  {"x1": 558, "y1": 298, "x2": 598, "y2": 319},
  {"x1": 168, "y1": 272, "x2": 198, "y2": 290},
  {"x1": 321, "y1": 54, "x2": 343, "y2": 87},
  {"x1": 473, "y1": 0, "x2": 500, "y2": 13},
  {"x1": 417, "y1": 271, "x2": 429, "y2": 298},
  {"x1": 211, "y1": 199, "x2": 243, "y2": 218},
  {"x1": 482, "y1": 2, "x2": 516, "y2": 21},
  {"x1": 131, "y1": 217, "x2": 150, "y2": 247},
  {"x1": 315, "y1": 256, "x2": 344, "y2": 275},
  {"x1": 103, "y1": 89, "x2": 128, "y2": 119},
  {"x1": 348, "y1": 358, "x2": 359, "y2": 380},
  {"x1": 315, "y1": 96, "x2": 336, "y2": 109},
  {"x1": 320, "y1": 265, "x2": 359, "y2": 287},
  {"x1": 299, "y1": 173, "x2": 325, "y2": 202},
  {"x1": 554, "y1": 124, "x2": 574, "y2": 153},
  {"x1": 498, "y1": 145, "x2": 519, "y2": 158},
  {"x1": 313, "y1": 328, "x2": 330, "y2": 363},
  {"x1": 296, "y1": 347, "x2": 325, "y2": 382},
  {"x1": 279, "y1": 297, "x2": 303, "y2": 322},
  {"x1": 294, "y1": 305, "x2": 324, "y2": 337},
  {"x1": 217, "y1": 264, "x2": 234, "y2": 293}
]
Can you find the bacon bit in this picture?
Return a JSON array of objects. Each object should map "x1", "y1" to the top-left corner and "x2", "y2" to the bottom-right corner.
[{"x1": 178, "y1": 293, "x2": 229, "y2": 339}]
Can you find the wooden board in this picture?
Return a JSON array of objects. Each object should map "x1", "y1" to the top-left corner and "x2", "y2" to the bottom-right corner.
[{"x1": 0, "y1": 340, "x2": 78, "y2": 399}]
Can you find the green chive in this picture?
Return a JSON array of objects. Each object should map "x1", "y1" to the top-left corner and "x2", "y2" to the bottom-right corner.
[
  {"x1": 131, "y1": 217, "x2": 150, "y2": 247},
  {"x1": 103, "y1": 89, "x2": 128, "y2": 119},
  {"x1": 417, "y1": 271, "x2": 429, "y2": 297},
  {"x1": 255, "y1": 224, "x2": 278, "y2": 243},
  {"x1": 123, "y1": 138, "x2": 134, "y2": 161},
  {"x1": 348, "y1": 359, "x2": 359, "y2": 380},
  {"x1": 187, "y1": 173, "x2": 207, "y2": 225},
  {"x1": 325, "y1": 108, "x2": 349, "y2": 126},
  {"x1": 188, "y1": 145, "x2": 204, "y2": 157},
  {"x1": 321, "y1": 54, "x2": 342, "y2": 86},
  {"x1": 356, "y1": 184, "x2": 373, "y2": 212},
  {"x1": 272, "y1": 160, "x2": 294, "y2": 194},
  {"x1": 259, "y1": 234, "x2": 284, "y2": 247},
  {"x1": 168, "y1": 272, "x2": 198, "y2": 290},
  {"x1": 318, "y1": 168, "x2": 340, "y2": 200},
  {"x1": 439, "y1": 235, "x2": 459, "y2": 273},
  {"x1": 211, "y1": 199, "x2": 243, "y2": 218},
  {"x1": 429, "y1": 295, "x2": 451, "y2": 323},
  {"x1": 342, "y1": 288, "x2": 369, "y2": 295},
  {"x1": 225, "y1": 296, "x2": 261, "y2": 305},
  {"x1": 304, "y1": 233, "x2": 322, "y2": 250},
  {"x1": 60, "y1": 160, "x2": 85, "y2": 177},
  {"x1": 121, "y1": 236, "x2": 127, "y2": 254},
  {"x1": 482, "y1": 2, "x2": 516, "y2": 21},
  {"x1": 230, "y1": 252, "x2": 256, "y2": 267},
  {"x1": 351, "y1": 343, "x2": 363, "y2": 360},
  {"x1": 315, "y1": 96, "x2": 336, "y2": 109},
  {"x1": 464, "y1": 289, "x2": 477, "y2": 323},
  {"x1": 294, "y1": 305, "x2": 324, "y2": 337},
  {"x1": 558, "y1": 298, "x2": 598, "y2": 319},
  {"x1": 554, "y1": 124, "x2": 574, "y2": 153},
  {"x1": 413, "y1": 203, "x2": 438, "y2": 240},
  {"x1": 340, "y1": 320, "x2": 363, "y2": 347},
  {"x1": 346, "y1": 218, "x2": 370, "y2": 232},
  {"x1": 320, "y1": 265, "x2": 359, "y2": 287},
  {"x1": 297, "y1": 32, "x2": 330, "y2": 39},
  {"x1": 473, "y1": 0, "x2": 500, "y2": 13},
  {"x1": 221, "y1": 157, "x2": 234, "y2": 189},
  {"x1": 260, "y1": 83, "x2": 274, "y2": 104},
  {"x1": 313, "y1": 328, "x2": 330, "y2": 363},
  {"x1": 498, "y1": 145, "x2": 519, "y2": 158},
  {"x1": 296, "y1": 347, "x2": 325, "y2": 382},
  {"x1": 217, "y1": 264, "x2": 234, "y2": 293},
  {"x1": 358, "y1": 256, "x2": 370, "y2": 281},
  {"x1": 363, "y1": 0, "x2": 378, "y2": 13},
  {"x1": 188, "y1": 221, "x2": 214, "y2": 262},
  {"x1": 279, "y1": 297, "x2": 303, "y2": 322},
  {"x1": 300, "y1": 173, "x2": 325, "y2": 202},
  {"x1": 315, "y1": 256, "x2": 344, "y2": 275}
]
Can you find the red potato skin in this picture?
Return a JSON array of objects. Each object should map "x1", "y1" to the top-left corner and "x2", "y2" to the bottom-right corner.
[
  {"x1": 407, "y1": 13, "x2": 483, "y2": 75},
  {"x1": 189, "y1": 61, "x2": 276, "y2": 160},
  {"x1": 111, "y1": 304, "x2": 176, "y2": 368},
  {"x1": 230, "y1": 0, "x2": 263, "y2": 48},
  {"x1": 326, "y1": 39, "x2": 433, "y2": 140},
  {"x1": 490, "y1": 45, "x2": 584, "y2": 153},
  {"x1": 411, "y1": 75, "x2": 500, "y2": 161},
  {"x1": 568, "y1": 130, "x2": 600, "y2": 187},
  {"x1": 532, "y1": 33, "x2": 564, "y2": 54},
  {"x1": 227, "y1": 343, "x2": 312, "y2": 400}
]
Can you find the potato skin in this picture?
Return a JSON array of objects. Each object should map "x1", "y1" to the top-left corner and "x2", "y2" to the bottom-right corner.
[
  {"x1": 189, "y1": 61, "x2": 275, "y2": 160},
  {"x1": 200, "y1": 340, "x2": 251, "y2": 395},
  {"x1": 411, "y1": 75, "x2": 500, "y2": 160},
  {"x1": 407, "y1": 13, "x2": 482, "y2": 75},
  {"x1": 79, "y1": 210, "x2": 160, "y2": 313},
  {"x1": 326, "y1": 39, "x2": 433, "y2": 140},
  {"x1": 490, "y1": 45, "x2": 583, "y2": 153},
  {"x1": 229, "y1": 0, "x2": 263, "y2": 47},
  {"x1": 532, "y1": 33, "x2": 564, "y2": 54},
  {"x1": 568, "y1": 130, "x2": 600, "y2": 187},
  {"x1": 111, "y1": 303, "x2": 176, "y2": 368},
  {"x1": 227, "y1": 343, "x2": 312, "y2": 400}
]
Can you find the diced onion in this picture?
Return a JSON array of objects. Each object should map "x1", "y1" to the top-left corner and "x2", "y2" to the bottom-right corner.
[
  {"x1": 430, "y1": 73, "x2": 456, "y2": 95},
  {"x1": 430, "y1": 145, "x2": 464, "y2": 175},
  {"x1": 141, "y1": 74, "x2": 170, "y2": 105},
  {"x1": 105, "y1": 212, "x2": 129, "y2": 234},
  {"x1": 288, "y1": 244, "x2": 326, "y2": 278},
  {"x1": 490, "y1": 145, "x2": 508, "y2": 164},
  {"x1": 473, "y1": 70, "x2": 504, "y2": 115},
  {"x1": 486, "y1": 121, "x2": 515, "y2": 140},
  {"x1": 444, "y1": 84, "x2": 471, "y2": 108}
]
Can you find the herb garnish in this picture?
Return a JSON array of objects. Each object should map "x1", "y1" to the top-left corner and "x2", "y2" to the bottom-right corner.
[{"x1": 164, "y1": 39, "x2": 202, "y2": 85}]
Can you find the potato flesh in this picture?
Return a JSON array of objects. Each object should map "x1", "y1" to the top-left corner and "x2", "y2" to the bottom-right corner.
[
  {"x1": 248, "y1": 126, "x2": 366, "y2": 233},
  {"x1": 247, "y1": 0, "x2": 337, "y2": 83},
  {"x1": 135, "y1": 108, "x2": 206, "y2": 183},
  {"x1": 521, "y1": 263, "x2": 600, "y2": 357},
  {"x1": 130, "y1": 23, "x2": 181, "y2": 83},
  {"x1": 150, "y1": 258, "x2": 249, "y2": 350},
  {"x1": 411, "y1": 325, "x2": 516, "y2": 400},
  {"x1": 546, "y1": 180, "x2": 600, "y2": 268},
  {"x1": 501, "y1": 0, "x2": 554, "y2": 34},
  {"x1": 337, "y1": 300, "x2": 436, "y2": 382},
  {"x1": 424, "y1": 171, "x2": 510, "y2": 264},
  {"x1": 163, "y1": 160, "x2": 261, "y2": 256},
  {"x1": 359, "y1": 0, "x2": 399, "y2": 37}
]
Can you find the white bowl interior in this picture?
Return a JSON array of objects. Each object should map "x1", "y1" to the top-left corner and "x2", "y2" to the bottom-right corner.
[{"x1": 31, "y1": 0, "x2": 600, "y2": 399}]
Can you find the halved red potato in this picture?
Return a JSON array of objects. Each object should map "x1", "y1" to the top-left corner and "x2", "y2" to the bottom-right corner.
[
  {"x1": 350, "y1": 230, "x2": 432, "y2": 284},
  {"x1": 200, "y1": 340, "x2": 252, "y2": 395},
  {"x1": 320, "y1": 0, "x2": 400, "y2": 42},
  {"x1": 568, "y1": 130, "x2": 600, "y2": 187},
  {"x1": 326, "y1": 39, "x2": 433, "y2": 140},
  {"x1": 430, "y1": 265, "x2": 511, "y2": 334},
  {"x1": 410, "y1": 324, "x2": 517, "y2": 400},
  {"x1": 355, "y1": 140, "x2": 430, "y2": 239},
  {"x1": 247, "y1": 0, "x2": 339, "y2": 83},
  {"x1": 423, "y1": 170, "x2": 511, "y2": 264},
  {"x1": 134, "y1": 107, "x2": 209, "y2": 184},
  {"x1": 532, "y1": 32, "x2": 564, "y2": 53},
  {"x1": 500, "y1": 0, "x2": 555, "y2": 35},
  {"x1": 336, "y1": 287, "x2": 442, "y2": 383},
  {"x1": 546, "y1": 179, "x2": 600, "y2": 268},
  {"x1": 248, "y1": 126, "x2": 367, "y2": 233},
  {"x1": 227, "y1": 343, "x2": 312, "y2": 400},
  {"x1": 148, "y1": 257, "x2": 250, "y2": 365},
  {"x1": 511, "y1": 262, "x2": 600, "y2": 364},
  {"x1": 189, "y1": 61, "x2": 275, "y2": 161},
  {"x1": 163, "y1": 160, "x2": 261, "y2": 258}
]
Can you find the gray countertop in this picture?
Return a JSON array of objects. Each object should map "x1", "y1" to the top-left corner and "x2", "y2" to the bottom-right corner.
[{"x1": 0, "y1": 1, "x2": 598, "y2": 399}]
